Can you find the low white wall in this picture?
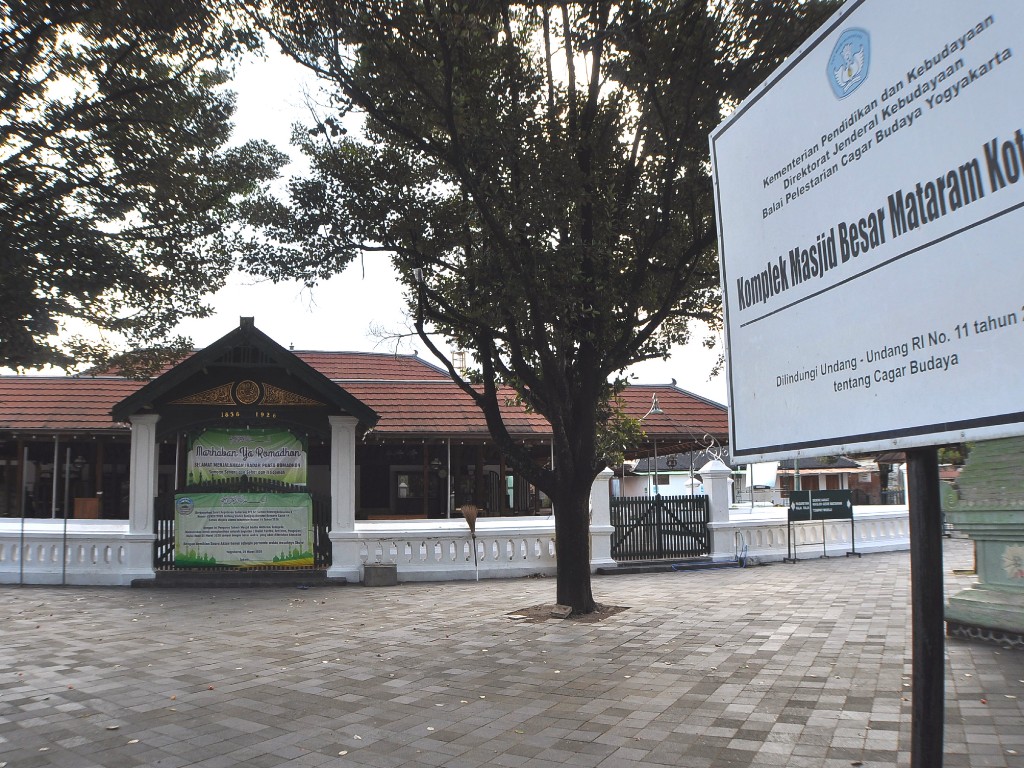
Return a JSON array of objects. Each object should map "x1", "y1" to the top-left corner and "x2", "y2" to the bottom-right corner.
[
  {"x1": 0, "y1": 505, "x2": 910, "y2": 585},
  {"x1": 0, "y1": 517, "x2": 557, "y2": 586},
  {"x1": 715, "y1": 504, "x2": 911, "y2": 563},
  {"x1": 0, "y1": 520, "x2": 154, "y2": 586},
  {"x1": 337, "y1": 517, "x2": 558, "y2": 582}
]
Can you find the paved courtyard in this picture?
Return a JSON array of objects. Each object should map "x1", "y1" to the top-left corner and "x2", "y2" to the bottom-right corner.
[{"x1": 1, "y1": 539, "x2": 1021, "y2": 768}]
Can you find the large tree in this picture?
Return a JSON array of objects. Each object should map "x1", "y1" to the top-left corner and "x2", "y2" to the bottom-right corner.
[
  {"x1": 0, "y1": 0, "x2": 286, "y2": 371},
  {"x1": 245, "y1": 0, "x2": 834, "y2": 613}
]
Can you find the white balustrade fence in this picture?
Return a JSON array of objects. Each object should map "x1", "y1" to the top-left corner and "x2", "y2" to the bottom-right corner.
[
  {"x1": 716, "y1": 505, "x2": 911, "y2": 564},
  {"x1": 349, "y1": 518, "x2": 558, "y2": 581},
  {"x1": 0, "y1": 520, "x2": 154, "y2": 586},
  {"x1": 1, "y1": 504, "x2": 911, "y2": 585}
]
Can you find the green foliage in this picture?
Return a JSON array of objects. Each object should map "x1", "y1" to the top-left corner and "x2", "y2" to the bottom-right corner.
[
  {"x1": 938, "y1": 443, "x2": 971, "y2": 466},
  {"x1": 247, "y1": 0, "x2": 836, "y2": 610},
  {"x1": 597, "y1": 395, "x2": 647, "y2": 468},
  {"x1": 248, "y1": 0, "x2": 832, "y2": 481},
  {"x1": 0, "y1": 0, "x2": 287, "y2": 371}
]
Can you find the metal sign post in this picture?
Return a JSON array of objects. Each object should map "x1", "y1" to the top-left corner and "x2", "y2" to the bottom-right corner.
[
  {"x1": 711, "y1": 2, "x2": 1024, "y2": 761},
  {"x1": 785, "y1": 490, "x2": 856, "y2": 562},
  {"x1": 907, "y1": 447, "x2": 944, "y2": 768}
]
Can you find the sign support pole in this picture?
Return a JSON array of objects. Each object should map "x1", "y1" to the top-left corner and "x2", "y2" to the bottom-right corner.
[{"x1": 906, "y1": 446, "x2": 944, "y2": 768}]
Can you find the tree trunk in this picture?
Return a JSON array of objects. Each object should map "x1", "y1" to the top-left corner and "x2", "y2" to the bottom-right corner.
[{"x1": 553, "y1": 486, "x2": 597, "y2": 614}]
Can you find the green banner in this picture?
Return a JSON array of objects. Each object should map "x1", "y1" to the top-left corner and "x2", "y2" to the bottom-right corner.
[
  {"x1": 187, "y1": 428, "x2": 307, "y2": 485},
  {"x1": 174, "y1": 492, "x2": 313, "y2": 568}
]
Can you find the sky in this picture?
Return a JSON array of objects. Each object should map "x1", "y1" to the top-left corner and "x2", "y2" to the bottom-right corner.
[{"x1": 172, "y1": 46, "x2": 730, "y2": 406}]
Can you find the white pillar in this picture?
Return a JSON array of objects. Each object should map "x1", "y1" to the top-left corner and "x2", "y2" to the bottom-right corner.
[
  {"x1": 589, "y1": 468, "x2": 616, "y2": 572},
  {"x1": 698, "y1": 458, "x2": 736, "y2": 562},
  {"x1": 327, "y1": 415, "x2": 361, "y2": 582},
  {"x1": 128, "y1": 414, "x2": 160, "y2": 534},
  {"x1": 328, "y1": 415, "x2": 358, "y2": 531},
  {"x1": 902, "y1": 463, "x2": 911, "y2": 508},
  {"x1": 124, "y1": 413, "x2": 159, "y2": 583}
]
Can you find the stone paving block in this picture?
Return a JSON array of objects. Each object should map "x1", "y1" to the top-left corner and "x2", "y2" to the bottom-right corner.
[{"x1": 1, "y1": 540, "x2": 1022, "y2": 767}]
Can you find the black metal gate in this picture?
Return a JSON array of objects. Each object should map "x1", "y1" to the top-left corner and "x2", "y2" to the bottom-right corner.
[
  {"x1": 610, "y1": 494, "x2": 710, "y2": 561},
  {"x1": 154, "y1": 476, "x2": 331, "y2": 570}
]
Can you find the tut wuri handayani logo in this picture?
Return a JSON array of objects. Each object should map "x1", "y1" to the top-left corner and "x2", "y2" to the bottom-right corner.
[{"x1": 828, "y1": 28, "x2": 870, "y2": 99}]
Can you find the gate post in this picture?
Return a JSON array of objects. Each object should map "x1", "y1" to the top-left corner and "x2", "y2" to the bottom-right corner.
[
  {"x1": 125, "y1": 413, "x2": 159, "y2": 583},
  {"x1": 327, "y1": 415, "x2": 362, "y2": 582},
  {"x1": 698, "y1": 458, "x2": 736, "y2": 562},
  {"x1": 590, "y1": 468, "x2": 617, "y2": 572}
]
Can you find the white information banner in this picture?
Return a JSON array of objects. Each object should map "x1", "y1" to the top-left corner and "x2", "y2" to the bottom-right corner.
[
  {"x1": 711, "y1": 0, "x2": 1024, "y2": 462},
  {"x1": 174, "y1": 493, "x2": 313, "y2": 568}
]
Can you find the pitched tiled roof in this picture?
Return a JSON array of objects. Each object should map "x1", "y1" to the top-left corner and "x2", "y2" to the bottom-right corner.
[
  {"x1": 110, "y1": 324, "x2": 378, "y2": 427},
  {"x1": 294, "y1": 351, "x2": 449, "y2": 380},
  {"x1": 0, "y1": 355, "x2": 727, "y2": 444},
  {"x1": 939, "y1": 465, "x2": 961, "y2": 482},
  {"x1": 340, "y1": 381, "x2": 550, "y2": 439},
  {"x1": 94, "y1": 350, "x2": 449, "y2": 381},
  {"x1": 617, "y1": 384, "x2": 728, "y2": 448},
  {"x1": 0, "y1": 377, "x2": 140, "y2": 433}
]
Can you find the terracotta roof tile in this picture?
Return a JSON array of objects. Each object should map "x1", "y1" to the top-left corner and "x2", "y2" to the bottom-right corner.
[
  {"x1": 0, "y1": 356, "x2": 728, "y2": 444},
  {"x1": 618, "y1": 385, "x2": 728, "y2": 446},
  {"x1": 0, "y1": 377, "x2": 140, "y2": 433},
  {"x1": 93, "y1": 350, "x2": 450, "y2": 381},
  {"x1": 341, "y1": 381, "x2": 550, "y2": 439},
  {"x1": 294, "y1": 351, "x2": 449, "y2": 380}
]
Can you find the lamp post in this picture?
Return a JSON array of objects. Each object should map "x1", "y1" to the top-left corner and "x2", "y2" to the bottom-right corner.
[
  {"x1": 430, "y1": 455, "x2": 450, "y2": 518},
  {"x1": 620, "y1": 444, "x2": 627, "y2": 499},
  {"x1": 642, "y1": 392, "x2": 665, "y2": 558},
  {"x1": 642, "y1": 394, "x2": 664, "y2": 497}
]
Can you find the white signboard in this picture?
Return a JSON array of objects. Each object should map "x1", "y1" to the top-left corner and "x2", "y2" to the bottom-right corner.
[
  {"x1": 711, "y1": 0, "x2": 1024, "y2": 462},
  {"x1": 175, "y1": 493, "x2": 313, "y2": 568}
]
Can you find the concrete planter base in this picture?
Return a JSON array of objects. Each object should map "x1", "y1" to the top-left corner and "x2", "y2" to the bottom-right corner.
[{"x1": 362, "y1": 563, "x2": 398, "y2": 587}]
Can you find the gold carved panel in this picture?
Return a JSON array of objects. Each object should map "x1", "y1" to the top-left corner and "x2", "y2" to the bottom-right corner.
[
  {"x1": 169, "y1": 381, "x2": 323, "y2": 408},
  {"x1": 262, "y1": 383, "x2": 323, "y2": 407},
  {"x1": 170, "y1": 383, "x2": 234, "y2": 405}
]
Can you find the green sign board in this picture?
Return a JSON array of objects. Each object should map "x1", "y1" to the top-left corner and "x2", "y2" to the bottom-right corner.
[
  {"x1": 788, "y1": 490, "x2": 853, "y2": 522},
  {"x1": 174, "y1": 492, "x2": 313, "y2": 568},
  {"x1": 187, "y1": 428, "x2": 307, "y2": 485}
]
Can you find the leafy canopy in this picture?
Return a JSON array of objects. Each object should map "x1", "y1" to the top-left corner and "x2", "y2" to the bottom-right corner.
[
  {"x1": 245, "y1": 0, "x2": 836, "y2": 612},
  {"x1": 245, "y1": 0, "x2": 832, "y2": 482},
  {"x1": 0, "y1": 0, "x2": 286, "y2": 371}
]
